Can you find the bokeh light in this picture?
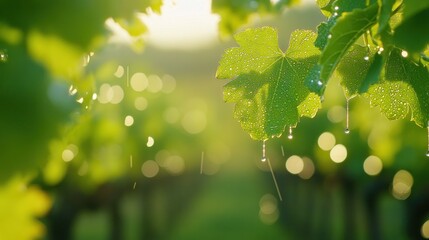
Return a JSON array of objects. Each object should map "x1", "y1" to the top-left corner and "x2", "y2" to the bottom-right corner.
[
  {"x1": 181, "y1": 110, "x2": 207, "y2": 134},
  {"x1": 146, "y1": 136, "x2": 155, "y2": 147},
  {"x1": 421, "y1": 220, "x2": 429, "y2": 239},
  {"x1": 141, "y1": 160, "x2": 159, "y2": 178},
  {"x1": 330, "y1": 144, "x2": 347, "y2": 163},
  {"x1": 62, "y1": 144, "x2": 78, "y2": 162},
  {"x1": 130, "y1": 72, "x2": 148, "y2": 92},
  {"x1": 318, "y1": 132, "x2": 336, "y2": 151},
  {"x1": 259, "y1": 194, "x2": 279, "y2": 225},
  {"x1": 392, "y1": 170, "x2": 413, "y2": 200},
  {"x1": 124, "y1": 115, "x2": 134, "y2": 127},
  {"x1": 134, "y1": 97, "x2": 148, "y2": 111},
  {"x1": 363, "y1": 155, "x2": 383, "y2": 176},
  {"x1": 298, "y1": 157, "x2": 315, "y2": 180},
  {"x1": 285, "y1": 155, "x2": 304, "y2": 175},
  {"x1": 327, "y1": 106, "x2": 346, "y2": 123}
]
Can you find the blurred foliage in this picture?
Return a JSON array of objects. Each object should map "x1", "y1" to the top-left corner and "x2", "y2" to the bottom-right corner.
[
  {"x1": 212, "y1": 0, "x2": 300, "y2": 37},
  {"x1": 0, "y1": 176, "x2": 51, "y2": 240},
  {"x1": 0, "y1": 0, "x2": 429, "y2": 240}
]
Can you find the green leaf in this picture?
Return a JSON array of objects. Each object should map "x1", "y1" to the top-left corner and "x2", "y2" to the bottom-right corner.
[
  {"x1": 336, "y1": 44, "x2": 374, "y2": 99},
  {"x1": 367, "y1": 49, "x2": 429, "y2": 127},
  {"x1": 360, "y1": 52, "x2": 384, "y2": 93},
  {"x1": 320, "y1": 3, "x2": 379, "y2": 82},
  {"x1": 216, "y1": 27, "x2": 321, "y2": 140},
  {"x1": 392, "y1": 8, "x2": 429, "y2": 55},
  {"x1": 377, "y1": 0, "x2": 396, "y2": 34},
  {"x1": 402, "y1": 0, "x2": 429, "y2": 20},
  {"x1": 315, "y1": 0, "x2": 368, "y2": 50}
]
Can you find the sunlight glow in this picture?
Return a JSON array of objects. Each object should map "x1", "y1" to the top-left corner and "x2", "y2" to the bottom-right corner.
[{"x1": 141, "y1": 0, "x2": 220, "y2": 50}]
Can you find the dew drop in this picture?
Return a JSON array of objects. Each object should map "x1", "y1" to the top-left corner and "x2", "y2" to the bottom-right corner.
[
  {"x1": 288, "y1": 126, "x2": 293, "y2": 140},
  {"x1": 345, "y1": 99, "x2": 350, "y2": 134}
]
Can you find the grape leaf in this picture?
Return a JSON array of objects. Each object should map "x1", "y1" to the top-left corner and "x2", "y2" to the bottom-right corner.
[
  {"x1": 336, "y1": 44, "x2": 374, "y2": 99},
  {"x1": 320, "y1": 3, "x2": 379, "y2": 82},
  {"x1": 216, "y1": 27, "x2": 321, "y2": 140},
  {"x1": 392, "y1": 8, "x2": 429, "y2": 55},
  {"x1": 315, "y1": 0, "x2": 368, "y2": 50},
  {"x1": 367, "y1": 49, "x2": 429, "y2": 127}
]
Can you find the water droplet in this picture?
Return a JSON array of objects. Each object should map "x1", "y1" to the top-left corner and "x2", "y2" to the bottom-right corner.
[
  {"x1": 147, "y1": 136, "x2": 155, "y2": 147},
  {"x1": 0, "y1": 50, "x2": 8, "y2": 62},
  {"x1": 401, "y1": 50, "x2": 408, "y2": 58},
  {"x1": 345, "y1": 99, "x2": 350, "y2": 134},
  {"x1": 334, "y1": 6, "x2": 339, "y2": 10},
  {"x1": 327, "y1": 34, "x2": 332, "y2": 39},
  {"x1": 364, "y1": 56, "x2": 369, "y2": 61},
  {"x1": 288, "y1": 126, "x2": 293, "y2": 140}
]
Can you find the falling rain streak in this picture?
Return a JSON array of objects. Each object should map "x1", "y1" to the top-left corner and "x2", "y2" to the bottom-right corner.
[
  {"x1": 261, "y1": 140, "x2": 267, "y2": 162},
  {"x1": 133, "y1": 182, "x2": 137, "y2": 190},
  {"x1": 130, "y1": 155, "x2": 133, "y2": 168},
  {"x1": 345, "y1": 99, "x2": 350, "y2": 134},
  {"x1": 200, "y1": 151, "x2": 204, "y2": 174},
  {"x1": 261, "y1": 141, "x2": 283, "y2": 201},
  {"x1": 281, "y1": 145, "x2": 285, "y2": 157},
  {"x1": 288, "y1": 126, "x2": 293, "y2": 139}
]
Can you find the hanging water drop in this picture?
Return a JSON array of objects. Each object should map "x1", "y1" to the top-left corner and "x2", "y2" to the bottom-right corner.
[
  {"x1": 288, "y1": 126, "x2": 293, "y2": 139},
  {"x1": 345, "y1": 99, "x2": 350, "y2": 134},
  {"x1": 261, "y1": 140, "x2": 267, "y2": 162}
]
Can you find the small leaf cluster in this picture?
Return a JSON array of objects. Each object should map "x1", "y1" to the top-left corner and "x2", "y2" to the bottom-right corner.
[{"x1": 216, "y1": 0, "x2": 429, "y2": 140}]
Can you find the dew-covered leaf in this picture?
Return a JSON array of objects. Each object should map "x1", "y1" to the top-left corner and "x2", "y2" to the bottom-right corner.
[
  {"x1": 367, "y1": 49, "x2": 429, "y2": 127},
  {"x1": 320, "y1": 3, "x2": 379, "y2": 82},
  {"x1": 336, "y1": 44, "x2": 374, "y2": 99},
  {"x1": 217, "y1": 27, "x2": 321, "y2": 140},
  {"x1": 336, "y1": 44, "x2": 385, "y2": 98},
  {"x1": 315, "y1": 0, "x2": 368, "y2": 50}
]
